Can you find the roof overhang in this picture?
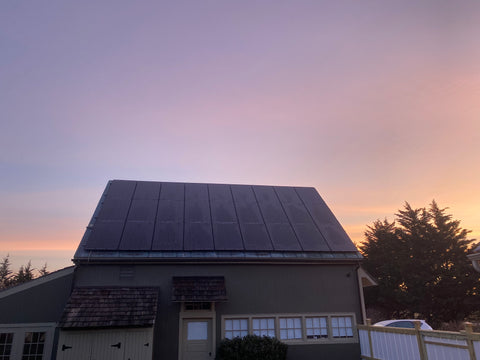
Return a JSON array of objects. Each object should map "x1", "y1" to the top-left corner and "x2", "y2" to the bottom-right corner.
[
  {"x1": 172, "y1": 276, "x2": 227, "y2": 302},
  {"x1": 73, "y1": 248, "x2": 363, "y2": 265},
  {"x1": 59, "y1": 287, "x2": 159, "y2": 329}
]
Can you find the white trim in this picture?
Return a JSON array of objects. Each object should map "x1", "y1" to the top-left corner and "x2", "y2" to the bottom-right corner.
[
  {"x1": 0, "y1": 322, "x2": 56, "y2": 360},
  {"x1": 221, "y1": 312, "x2": 358, "y2": 345},
  {"x1": 178, "y1": 302, "x2": 216, "y2": 360},
  {"x1": 0, "y1": 266, "x2": 75, "y2": 299}
]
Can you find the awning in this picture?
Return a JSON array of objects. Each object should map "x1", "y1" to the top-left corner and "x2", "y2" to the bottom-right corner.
[
  {"x1": 171, "y1": 276, "x2": 227, "y2": 302},
  {"x1": 59, "y1": 287, "x2": 158, "y2": 329}
]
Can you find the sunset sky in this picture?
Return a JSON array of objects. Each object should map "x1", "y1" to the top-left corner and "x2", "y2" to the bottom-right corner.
[{"x1": 1, "y1": 1, "x2": 479, "y2": 272}]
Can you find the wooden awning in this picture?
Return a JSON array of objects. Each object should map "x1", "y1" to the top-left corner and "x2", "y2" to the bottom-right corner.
[
  {"x1": 59, "y1": 287, "x2": 158, "y2": 328},
  {"x1": 171, "y1": 276, "x2": 227, "y2": 302}
]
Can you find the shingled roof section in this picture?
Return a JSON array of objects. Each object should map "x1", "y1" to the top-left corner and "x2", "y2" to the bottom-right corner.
[
  {"x1": 172, "y1": 276, "x2": 227, "y2": 302},
  {"x1": 59, "y1": 287, "x2": 158, "y2": 329}
]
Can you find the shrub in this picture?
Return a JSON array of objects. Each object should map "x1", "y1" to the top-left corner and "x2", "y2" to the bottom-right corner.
[{"x1": 216, "y1": 335, "x2": 288, "y2": 360}]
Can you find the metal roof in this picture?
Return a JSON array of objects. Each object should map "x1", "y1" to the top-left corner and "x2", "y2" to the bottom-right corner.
[{"x1": 74, "y1": 180, "x2": 361, "y2": 262}]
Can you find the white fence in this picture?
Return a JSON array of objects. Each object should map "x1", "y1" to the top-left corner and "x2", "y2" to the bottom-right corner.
[{"x1": 358, "y1": 321, "x2": 480, "y2": 360}]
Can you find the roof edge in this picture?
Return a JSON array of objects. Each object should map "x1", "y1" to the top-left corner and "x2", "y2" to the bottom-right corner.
[{"x1": 0, "y1": 266, "x2": 75, "y2": 299}]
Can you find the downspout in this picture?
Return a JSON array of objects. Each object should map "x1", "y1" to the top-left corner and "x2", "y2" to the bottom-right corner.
[{"x1": 356, "y1": 265, "x2": 368, "y2": 325}]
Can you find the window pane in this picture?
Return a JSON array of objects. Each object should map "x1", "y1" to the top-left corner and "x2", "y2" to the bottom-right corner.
[
  {"x1": 187, "y1": 322, "x2": 208, "y2": 340},
  {"x1": 240, "y1": 320, "x2": 248, "y2": 330},
  {"x1": 331, "y1": 316, "x2": 354, "y2": 338},
  {"x1": 225, "y1": 320, "x2": 232, "y2": 331},
  {"x1": 267, "y1": 319, "x2": 274, "y2": 329},
  {"x1": 252, "y1": 319, "x2": 260, "y2": 330},
  {"x1": 233, "y1": 320, "x2": 240, "y2": 331},
  {"x1": 306, "y1": 317, "x2": 328, "y2": 339},
  {"x1": 280, "y1": 318, "x2": 286, "y2": 328}
]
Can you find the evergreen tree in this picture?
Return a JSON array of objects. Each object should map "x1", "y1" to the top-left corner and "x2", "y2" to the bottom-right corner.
[
  {"x1": 0, "y1": 254, "x2": 13, "y2": 289},
  {"x1": 360, "y1": 201, "x2": 479, "y2": 326},
  {"x1": 14, "y1": 261, "x2": 35, "y2": 285}
]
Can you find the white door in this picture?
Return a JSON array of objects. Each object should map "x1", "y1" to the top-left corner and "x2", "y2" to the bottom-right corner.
[
  {"x1": 90, "y1": 331, "x2": 125, "y2": 360},
  {"x1": 56, "y1": 329, "x2": 153, "y2": 360},
  {"x1": 182, "y1": 319, "x2": 213, "y2": 360},
  {"x1": 123, "y1": 329, "x2": 153, "y2": 360},
  {"x1": 57, "y1": 331, "x2": 93, "y2": 360}
]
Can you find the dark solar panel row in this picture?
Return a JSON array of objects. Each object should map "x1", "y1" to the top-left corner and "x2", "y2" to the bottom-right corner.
[{"x1": 85, "y1": 180, "x2": 356, "y2": 253}]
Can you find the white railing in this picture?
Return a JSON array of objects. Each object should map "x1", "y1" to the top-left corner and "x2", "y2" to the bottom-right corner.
[{"x1": 358, "y1": 320, "x2": 480, "y2": 360}]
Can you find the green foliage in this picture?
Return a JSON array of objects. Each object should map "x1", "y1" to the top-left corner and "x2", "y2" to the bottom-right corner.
[
  {"x1": 216, "y1": 335, "x2": 288, "y2": 360},
  {"x1": 360, "y1": 201, "x2": 479, "y2": 327}
]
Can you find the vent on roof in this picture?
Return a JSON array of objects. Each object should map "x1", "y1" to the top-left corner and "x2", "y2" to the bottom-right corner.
[{"x1": 119, "y1": 266, "x2": 135, "y2": 280}]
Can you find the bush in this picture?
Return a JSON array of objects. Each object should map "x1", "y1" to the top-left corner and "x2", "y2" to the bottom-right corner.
[{"x1": 216, "y1": 335, "x2": 288, "y2": 360}]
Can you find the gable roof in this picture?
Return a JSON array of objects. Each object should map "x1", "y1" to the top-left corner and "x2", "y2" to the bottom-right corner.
[{"x1": 74, "y1": 180, "x2": 361, "y2": 262}]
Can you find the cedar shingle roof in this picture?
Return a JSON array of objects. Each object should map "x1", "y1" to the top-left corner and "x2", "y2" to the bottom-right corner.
[
  {"x1": 59, "y1": 287, "x2": 158, "y2": 328},
  {"x1": 172, "y1": 276, "x2": 227, "y2": 302}
]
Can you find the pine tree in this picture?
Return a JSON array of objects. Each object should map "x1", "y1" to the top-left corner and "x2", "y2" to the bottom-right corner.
[{"x1": 360, "y1": 201, "x2": 479, "y2": 326}]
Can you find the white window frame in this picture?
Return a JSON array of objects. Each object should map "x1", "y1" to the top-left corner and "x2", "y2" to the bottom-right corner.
[
  {"x1": 0, "y1": 323, "x2": 55, "y2": 360},
  {"x1": 221, "y1": 313, "x2": 358, "y2": 344}
]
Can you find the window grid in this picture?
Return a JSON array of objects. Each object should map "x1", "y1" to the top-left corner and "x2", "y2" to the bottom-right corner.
[
  {"x1": 224, "y1": 319, "x2": 249, "y2": 339},
  {"x1": 305, "y1": 317, "x2": 329, "y2": 339},
  {"x1": 279, "y1": 317, "x2": 302, "y2": 340},
  {"x1": 22, "y1": 332, "x2": 45, "y2": 360},
  {"x1": 223, "y1": 314, "x2": 356, "y2": 343},
  {"x1": 252, "y1": 318, "x2": 275, "y2": 337},
  {"x1": 331, "y1": 316, "x2": 354, "y2": 338},
  {"x1": 0, "y1": 333, "x2": 14, "y2": 360}
]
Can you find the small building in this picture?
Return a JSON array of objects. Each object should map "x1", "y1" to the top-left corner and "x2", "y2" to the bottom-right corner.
[{"x1": 0, "y1": 180, "x2": 373, "y2": 359}]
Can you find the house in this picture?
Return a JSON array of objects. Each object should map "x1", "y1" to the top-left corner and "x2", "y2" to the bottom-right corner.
[{"x1": 0, "y1": 180, "x2": 374, "y2": 360}]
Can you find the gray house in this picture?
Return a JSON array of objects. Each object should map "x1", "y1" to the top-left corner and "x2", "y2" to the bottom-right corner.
[{"x1": 0, "y1": 180, "x2": 374, "y2": 360}]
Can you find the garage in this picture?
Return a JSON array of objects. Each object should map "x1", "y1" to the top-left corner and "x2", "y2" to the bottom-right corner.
[
  {"x1": 57, "y1": 287, "x2": 158, "y2": 360},
  {"x1": 57, "y1": 328, "x2": 153, "y2": 360}
]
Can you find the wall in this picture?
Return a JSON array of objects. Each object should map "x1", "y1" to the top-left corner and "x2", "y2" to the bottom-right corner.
[
  {"x1": 0, "y1": 270, "x2": 74, "y2": 324},
  {"x1": 74, "y1": 262, "x2": 362, "y2": 360}
]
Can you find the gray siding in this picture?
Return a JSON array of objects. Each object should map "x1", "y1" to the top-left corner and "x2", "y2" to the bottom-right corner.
[
  {"x1": 74, "y1": 263, "x2": 362, "y2": 360},
  {"x1": 0, "y1": 271, "x2": 74, "y2": 324}
]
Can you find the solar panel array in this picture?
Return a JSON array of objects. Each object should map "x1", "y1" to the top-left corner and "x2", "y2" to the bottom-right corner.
[{"x1": 84, "y1": 180, "x2": 357, "y2": 253}]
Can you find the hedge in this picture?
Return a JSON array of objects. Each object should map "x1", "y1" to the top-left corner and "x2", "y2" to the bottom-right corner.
[{"x1": 216, "y1": 335, "x2": 288, "y2": 360}]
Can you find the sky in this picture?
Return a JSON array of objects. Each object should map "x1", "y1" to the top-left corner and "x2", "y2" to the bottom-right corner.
[{"x1": 1, "y1": 0, "x2": 479, "y2": 273}]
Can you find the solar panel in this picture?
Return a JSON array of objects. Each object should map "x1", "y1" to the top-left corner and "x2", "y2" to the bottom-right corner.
[
  {"x1": 152, "y1": 222, "x2": 183, "y2": 250},
  {"x1": 134, "y1": 181, "x2": 161, "y2": 200},
  {"x1": 295, "y1": 187, "x2": 357, "y2": 252},
  {"x1": 119, "y1": 221, "x2": 154, "y2": 250},
  {"x1": 82, "y1": 180, "x2": 358, "y2": 254}
]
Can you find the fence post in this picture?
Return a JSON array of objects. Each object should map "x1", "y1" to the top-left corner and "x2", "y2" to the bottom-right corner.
[
  {"x1": 366, "y1": 318, "x2": 374, "y2": 359},
  {"x1": 464, "y1": 322, "x2": 476, "y2": 360},
  {"x1": 415, "y1": 321, "x2": 427, "y2": 360}
]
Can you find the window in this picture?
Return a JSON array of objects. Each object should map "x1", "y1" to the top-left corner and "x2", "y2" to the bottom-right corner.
[
  {"x1": 0, "y1": 333, "x2": 14, "y2": 360},
  {"x1": 305, "y1": 317, "x2": 328, "y2": 339},
  {"x1": 279, "y1": 318, "x2": 302, "y2": 340},
  {"x1": 22, "y1": 332, "x2": 45, "y2": 360},
  {"x1": 184, "y1": 302, "x2": 212, "y2": 311},
  {"x1": 187, "y1": 322, "x2": 208, "y2": 340},
  {"x1": 252, "y1": 318, "x2": 275, "y2": 337},
  {"x1": 331, "y1": 316, "x2": 353, "y2": 338},
  {"x1": 223, "y1": 314, "x2": 356, "y2": 344},
  {"x1": 225, "y1": 319, "x2": 248, "y2": 339}
]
